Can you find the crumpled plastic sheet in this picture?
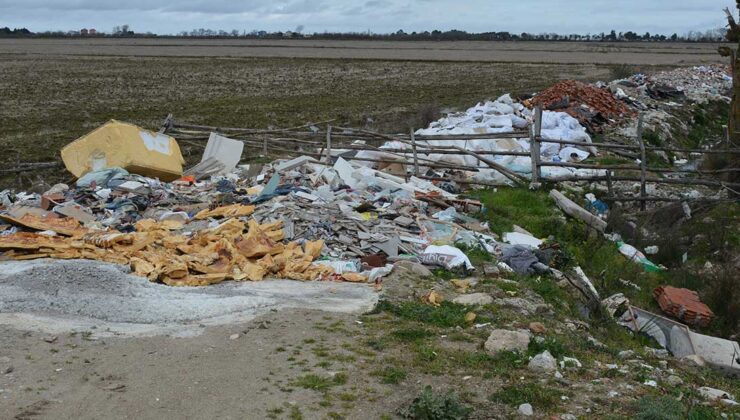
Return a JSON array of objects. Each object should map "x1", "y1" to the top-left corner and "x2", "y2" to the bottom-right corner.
[{"x1": 420, "y1": 245, "x2": 474, "y2": 270}]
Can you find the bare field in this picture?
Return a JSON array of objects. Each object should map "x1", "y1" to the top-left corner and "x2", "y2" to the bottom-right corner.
[
  {"x1": 0, "y1": 38, "x2": 726, "y2": 65},
  {"x1": 0, "y1": 38, "x2": 720, "y2": 186}
]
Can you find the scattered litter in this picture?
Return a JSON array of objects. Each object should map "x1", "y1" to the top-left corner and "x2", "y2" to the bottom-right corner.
[
  {"x1": 643, "y1": 380, "x2": 658, "y2": 388},
  {"x1": 420, "y1": 245, "x2": 474, "y2": 271},
  {"x1": 617, "y1": 241, "x2": 663, "y2": 272},
  {"x1": 502, "y1": 231, "x2": 542, "y2": 248},
  {"x1": 644, "y1": 245, "x2": 659, "y2": 255},
  {"x1": 618, "y1": 305, "x2": 740, "y2": 375}
]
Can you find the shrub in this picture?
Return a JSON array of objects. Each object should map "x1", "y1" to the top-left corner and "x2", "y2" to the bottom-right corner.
[
  {"x1": 610, "y1": 64, "x2": 637, "y2": 80},
  {"x1": 401, "y1": 386, "x2": 472, "y2": 420}
]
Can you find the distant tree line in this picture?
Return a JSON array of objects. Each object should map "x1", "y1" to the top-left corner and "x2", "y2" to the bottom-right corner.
[
  {"x1": 0, "y1": 26, "x2": 729, "y2": 43},
  {"x1": 0, "y1": 27, "x2": 32, "y2": 37}
]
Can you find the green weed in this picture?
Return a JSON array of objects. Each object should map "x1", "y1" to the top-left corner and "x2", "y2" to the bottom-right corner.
[
  {"x1": 391, "y1": 327, "x2": 434, "y2": 343},
  {"x1": 490, "y1": 383, "x2": 561, "y2": 409},
  {"x1": 375, "y1": 300, "x2": 473, "y2": 328},
  {"x1": 292, "y1": 373, "x2": 347, "y2": 391},
  {"x1": 374, "y1": 366, "x2": 408, "y2": 384},
  {"x1": 401, "y1": 386, "x2": 472, "y2": 420}
]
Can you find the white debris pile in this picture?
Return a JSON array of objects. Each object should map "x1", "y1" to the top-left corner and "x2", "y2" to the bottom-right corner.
[
  {"x1": 359, "y1": 94, "x2": 604, "y2": 184},
  {"x1": 613, "y1": 65, "x2": 732, "y2": 104}
]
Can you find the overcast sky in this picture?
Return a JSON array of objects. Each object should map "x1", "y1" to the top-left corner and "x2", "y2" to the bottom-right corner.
[{"x1": 0, "y1": 0, "x2": 730, "y2": 35}]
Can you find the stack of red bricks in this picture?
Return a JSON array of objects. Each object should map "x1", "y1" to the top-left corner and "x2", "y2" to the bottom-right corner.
[{"x1": 653, "y1": 286, "x2": 714, "y2": 328}]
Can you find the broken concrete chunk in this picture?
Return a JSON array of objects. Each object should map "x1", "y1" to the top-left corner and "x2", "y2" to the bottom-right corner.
[
  {"x1": 697, "y1": 387, "x2": 734, "y2": 402},
  {"x1": 484, "y1": 329, "x2": 531, "y2": 355},
  {"x1": 452, "y1": 293, "x2": 493, "y2": 306}
]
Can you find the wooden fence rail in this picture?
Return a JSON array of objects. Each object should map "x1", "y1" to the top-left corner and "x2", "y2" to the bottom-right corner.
[
  {"x1": 4, "y1": 113, "x2": 734, "y2": 206},
  {"x1": 164, "y1": 113, "x2": 739, "y2": 203}
]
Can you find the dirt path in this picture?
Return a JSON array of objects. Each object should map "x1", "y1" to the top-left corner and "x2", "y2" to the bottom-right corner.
[{"x1": 1, "y1": 309, "x2": 406, "y2": 420}]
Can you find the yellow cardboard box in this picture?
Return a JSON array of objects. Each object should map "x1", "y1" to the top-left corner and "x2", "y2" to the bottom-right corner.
[{"x1": 61, "y1": 120, "x2": 185, "y2": 181}]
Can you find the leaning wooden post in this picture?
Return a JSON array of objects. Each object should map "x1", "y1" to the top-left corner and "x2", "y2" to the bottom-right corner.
[
  {"x1": 530, "y1": 105, "x2": 543, "y2": 188},
  {"x1": 636, "y1": 114, "x2": 647, "y2": 211},
  {"x1": 159, "y1": 113, "x2": 173, "y2": 134},
  {"x1": 606, "y1": 170, "x2": 614, "y2": 199},
  {"x1": 325, "y1": 125, "x2": 333, "y2": 164},
  {"x1": 411, "y1": 128, "x2": 419, "y2": 176},
  {"x1": 262, "y1": 135, "x2": 268, "y2": 156}
]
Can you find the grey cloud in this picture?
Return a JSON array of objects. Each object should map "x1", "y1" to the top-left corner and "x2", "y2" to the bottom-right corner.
[{"x1": 0, "y1": 0, "x2": 730, "y2": 35}]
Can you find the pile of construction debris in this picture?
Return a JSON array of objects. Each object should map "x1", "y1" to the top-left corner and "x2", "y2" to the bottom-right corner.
[
  {"x1": 527, "y1": 80, "x2": 635, "y2": 133},
  {"x1": 626, "y1": 65, "x2": 732, "y2": 103},
  {"x1": 1, "y1": 122, "x2": 528, "y2": 287}
]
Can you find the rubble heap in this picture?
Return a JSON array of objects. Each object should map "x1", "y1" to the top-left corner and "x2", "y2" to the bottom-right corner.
[
  {"x1": 629, "y1": 65, "x2": 732, "y2": 103},
  {"x1": 527, "y1": 80, "x2": 635, "y2": 133},
  {"x1": 0, "y1": 148, "x2": 513, "y2": 287}
]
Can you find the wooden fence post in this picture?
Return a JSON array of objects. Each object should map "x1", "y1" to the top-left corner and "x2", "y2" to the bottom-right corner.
[
  {"x1": 606, "y1": 170, "x2": 614, "y2": 199},
  {"x1": 724, "y1": 124, "x2": 730, "y2": 147},
  {"x1": 325, "y1": 125, "x2": 333, "y2": 164},
  {"x1": 530, "y1": 105, "x2": 543, "y2": 188},
  {"x1": 262, "y1": 136, "x2": 268, "y2": 156},
  {"x1": 411, "y1": 128, "x2": 419, "y2": 176},
  {"x1": 159, "y1": 113, "x2": 173, "y2": 134},
  {"x1": 636, "y1": 114, "x2": 647, "y2": 211}
]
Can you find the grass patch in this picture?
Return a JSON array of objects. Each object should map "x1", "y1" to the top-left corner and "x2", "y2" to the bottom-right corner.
[
  {"x1": 594, "y1": 155, "x2": 633, "y2": 166},
  {"x1": 374, "y1": 300, "x2": 474, "y2": 328},
  {"x1": 374, "y1": 366, "x2": 408, "y2": 384},
  {"x1": 293, "y1": 373, "x2": 347, "y2": 391},
  {"x1": 634, "y1": 396, "x2": 687, "y2": 420},
  {"x1": 454, "y1": 243, "x2": 494, "y2": 267},
  {"x1": 527, "y1": 337, "x2": 567, "y2": 359},
  {"x1": 490, "y1": 383, "x2": 561, "y2": 409},
  {"x1": 518, "y1": 275, "x2": 570, "y2": 307},
  {"x1": 609, "y1": 63, "x2": 637, "y2": 80},
  {"x1": 684, "y1": 101, "x2": 729, "y2": 149},
  {"x1": 391, "y1": 327, "x2": 434, "y2": 343},
  {"x1": 474, "y1": 188, "x2": 562, "y2": 237}
]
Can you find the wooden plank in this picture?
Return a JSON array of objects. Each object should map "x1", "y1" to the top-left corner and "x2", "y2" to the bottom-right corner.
[
  {"x1": 604, "y1": 196, "x2": 739, "y2": 203},
  {"x1": 326, "y1": 125, "x2": 332, "y2": 164},
  {"x1": 411, "y1": 128, "x2": 419, "y2": 176},
  {"x1": 540, "y1": 174, "x2": 740, "y2": 188},
  {"x1": 159, "y1": 113, "x2": 173, "y2": 134},
  {"x1": 550, "y1": 189, "x2": 607, "y2": 233}
]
